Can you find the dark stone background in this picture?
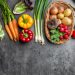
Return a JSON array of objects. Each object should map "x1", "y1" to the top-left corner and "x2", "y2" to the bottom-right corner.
[{"x1": 0, "y1": 0, "x2": 75, "y2": 75}]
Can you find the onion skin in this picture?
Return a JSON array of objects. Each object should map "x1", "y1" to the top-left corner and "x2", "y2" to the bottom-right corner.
[
  {"x1": 58, "y1": 6, "x2": 64, "y2": 13},
  {"x1": 49, "y1": 15, "x2": 57, "y2": 20},
  {"x1": 50, "y1": 7, "x2": 58, "y2": 15}
]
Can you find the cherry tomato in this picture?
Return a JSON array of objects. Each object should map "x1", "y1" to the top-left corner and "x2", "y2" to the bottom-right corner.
[
  {"x1": 59, "y1": 36, "x2": 63, "y2": 40},
  {"x1": 64, "y1": 29, "x2": 68, "y2": 33},
  {"x1": 59, "y1": 28, "x2": 64, "y2": 32},
  {"x1": 63, "y1": 25, "x2": 68, "y2": 30},
  {"x1": 59, "y1": 24, "x2": 63, "y2": 28},
  {"x1": 63, "y1": 34, "x2": 69, "y2": 39}
]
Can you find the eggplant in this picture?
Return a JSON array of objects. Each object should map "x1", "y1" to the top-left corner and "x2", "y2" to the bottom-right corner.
[
  {"x1": 24, "y1": 0, "x2": 33, "y2": 10},
  {"x1": 24, "y1": 0, "x2": 32, "y2": 6}
]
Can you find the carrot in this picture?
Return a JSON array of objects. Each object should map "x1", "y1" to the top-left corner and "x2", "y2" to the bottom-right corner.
[
  {"x1": 12, "y1": 19, "x2": 19, "y2": 40},
  {"x1": 9, "y1": 21, "x2": 17, "y2": 41},
  {"x1": 1, "y1": 1, "x2": 19, "y2": 42},
  {"x1": 2, "y1": 12, "x2": 14, "y2": 41},
  {"x1": 5, "y1": 25, "x2": 13, "y2": 40}
]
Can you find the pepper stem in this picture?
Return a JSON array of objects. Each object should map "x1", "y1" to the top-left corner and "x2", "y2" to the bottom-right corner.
[
  {"x1": 22, "y1": 15, "x2": 28, "y2": 24},
  {"x1": 24, "y1": 33, "x2": 28, "y2": 38},
  {"x1": 22, "y1": 30, "x2": 28, "y2": 38}
]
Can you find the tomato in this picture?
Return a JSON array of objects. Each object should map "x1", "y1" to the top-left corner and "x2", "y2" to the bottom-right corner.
[
  {"x1": 59, "y1": 28, "x2": 64, "y2": 32},
  {"x1": 59, "y1": 36, "x2": 63, "y2": 40},
  {"x1": 63, "y1": 34, "x2": 69, "y2": 39},
  {"x1": 72, "y1": 30, "x2": 75, "y2": 38}
]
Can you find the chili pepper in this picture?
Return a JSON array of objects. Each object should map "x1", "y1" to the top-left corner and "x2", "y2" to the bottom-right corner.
[
  {"x1": 19, "y1": 29, "x2": 33, "y2": 42},
  {"x1": 18, "y1": 14, "x2": 34, "y2": 29}
]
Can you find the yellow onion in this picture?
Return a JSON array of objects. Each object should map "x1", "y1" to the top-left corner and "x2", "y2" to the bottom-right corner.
[
  {"x1": 49, "y1": 15, "x2": 57, "y2": 20},
  {"x1": 50, "y1": 7, "x2": 58, "y2": 15},
  {"x1": 58, "y1": 6, "x2": 64, "y2": 13},
  {"x1": 62, "y1": 17, "x2": 72, "y2": 25}
]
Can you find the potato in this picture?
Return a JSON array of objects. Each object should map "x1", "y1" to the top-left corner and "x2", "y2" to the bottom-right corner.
[
  {"x1": 57, "y1": 13, "x2": 64, "y2": 19},
  {"x1": 64, "y1": 8, "x2": 72, "y2": 17},
  {"x1": 62, "y1": 17, "x2": 72, "y2": 25}
]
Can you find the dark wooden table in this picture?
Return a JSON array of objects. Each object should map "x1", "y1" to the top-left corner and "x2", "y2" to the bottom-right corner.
[{"x1": 0, "y1": 0, "x2": 75, "y2": 75}]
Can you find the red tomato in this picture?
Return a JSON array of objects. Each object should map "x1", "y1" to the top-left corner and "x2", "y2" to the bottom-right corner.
[
  {"x1": 59, "y1": 36, "x2": 63, "y2": 40},
  {"x1": 63, "y1": 34, "x2": 69, "y2": 39},
  {"x1": 59, "y1": 28, "x2": 64, "y2": 32},
  {"x1": 72, "y1": 30, "x2": 75, "y2": 38}
]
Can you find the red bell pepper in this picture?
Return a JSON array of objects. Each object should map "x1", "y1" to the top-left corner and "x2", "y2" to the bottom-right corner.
[{"x1": 19, "y1": 29, "x2": 33, "y2": 42}]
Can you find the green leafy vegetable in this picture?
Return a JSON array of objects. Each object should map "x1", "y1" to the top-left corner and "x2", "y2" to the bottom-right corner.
[
  {"x1": 50, "y1": 29, "x2": 63, "y2": 43},
  {"x1": 0, "y1": 0, "x2": 19, "y2": 41},
  {"x1": 0, "y1": 0, "x2": 15, "y2": 23},
  {"x1": 0, "y1": 23, "x2": 5, "y2": 40},
  {"x1": 13, "y1": 2, "x2": 27, "y2": 14}
]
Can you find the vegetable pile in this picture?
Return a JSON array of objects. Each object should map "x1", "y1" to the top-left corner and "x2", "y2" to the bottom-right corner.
[
  {"x1": 49, "y1": 24, "x2": 71, "y2": 43},
  {"x1": 50, "y1": 6, "x2": 72, "y2": 25},
  {"x1": 0, "y1": 0, "x2": 19, "y2": 41},
  {"x1": 47, "y1": 3, "x2": 73, "y2": 43},
  {"x1": 0, "y1": 0, "x2": 75, "y2": 45},
  {"x1": 34, "y1": 0, "x2": 52, "y2": 45}
]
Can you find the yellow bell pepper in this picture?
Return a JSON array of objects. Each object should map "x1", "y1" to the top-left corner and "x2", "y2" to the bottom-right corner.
[{"x1": 18, "y1": 14, "x2": 34, "y2": 29}]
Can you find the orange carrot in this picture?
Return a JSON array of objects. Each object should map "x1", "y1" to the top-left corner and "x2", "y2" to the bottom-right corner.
[
  {"x1": 12, "y1": 19, "x2": 19, "y2": 40},
  {"x1": 5, "y1": 25, "x2": 13, "y2": 40},
  {"x1": 9, "y1": 21, "x2": 17, "y2": 41}
]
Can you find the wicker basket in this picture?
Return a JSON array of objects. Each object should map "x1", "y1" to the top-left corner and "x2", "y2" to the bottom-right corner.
[{"x1": 45, "y1": 1, "x2": 74, "y2": 44}]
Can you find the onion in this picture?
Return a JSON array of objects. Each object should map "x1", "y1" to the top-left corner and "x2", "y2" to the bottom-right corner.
[
  {"x1": 49, "y1": 15, "x2": 57, "y2": 20},
  {"x1": 50, "y1": 7, "x2": 58, "y2": 15},
  {"x1": 58, "y1": 6, "x2": 64, "y2": 13},
  {"x1": 62, "y1": 17, "x2": 72, "y2": 25}
]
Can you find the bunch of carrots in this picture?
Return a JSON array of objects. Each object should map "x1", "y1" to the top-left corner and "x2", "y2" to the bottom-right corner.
[{"x1": 0, "y1": 0, "x2": 19, "y2": 41}]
